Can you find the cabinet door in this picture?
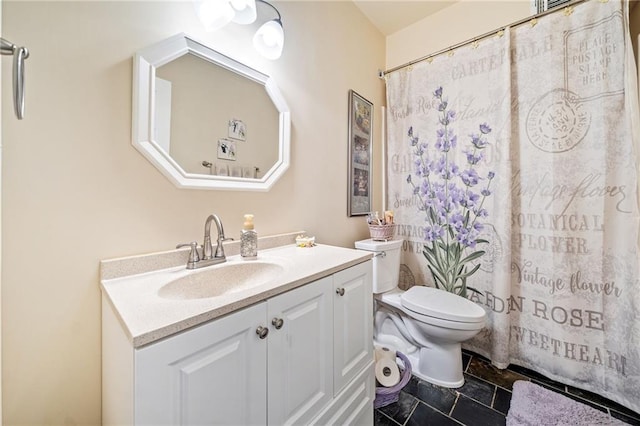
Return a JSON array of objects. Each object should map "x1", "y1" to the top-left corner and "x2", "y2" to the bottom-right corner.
[
  {"x1": 135, "y1": 302, "x2": 268, "y2": 426},
  {"x1": 333, "y1": 260, "x2": 373, "y2": 394},
  {"x1": 267, "y1": 277, "x2": 333, "y2": 426}
]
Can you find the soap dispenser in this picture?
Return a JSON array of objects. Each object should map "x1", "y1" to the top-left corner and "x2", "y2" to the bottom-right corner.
[{"x1": 240, "y1": 214, "x2": 258, "y2": 260}]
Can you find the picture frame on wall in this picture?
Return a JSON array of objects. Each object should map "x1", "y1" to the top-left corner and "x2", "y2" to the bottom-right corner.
[
  {"x1": 228, "y1": 118, "x2": 246, "y2": 140},
  {"x1": 217, "y1": 138, "x2": 237, "y2": 161},
  {"x1": 347, "y1": 90, "x2": 373, "y2": 216}
]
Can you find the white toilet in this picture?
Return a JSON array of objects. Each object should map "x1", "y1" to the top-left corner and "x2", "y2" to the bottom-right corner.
[{"x1": 355, "y1": 238, "x2": 486, "y2": 388}]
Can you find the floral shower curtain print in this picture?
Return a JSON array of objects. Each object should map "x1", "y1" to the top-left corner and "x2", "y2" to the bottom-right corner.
[
  {"x1": 406, "y1": 89, "x2": 497, "y2": 298},
  {"x1": 385, "y1": 0, "x2": 640, "y2": 413}
]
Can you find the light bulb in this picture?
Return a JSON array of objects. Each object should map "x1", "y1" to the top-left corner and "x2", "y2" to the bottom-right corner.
[
  {"x1": 196, "y1": 0, "x2": 234, "y2": 32},
  {"x1": 253, "y1": 19, "x2": 284, "y2": 59},
  {"x1": 230, "y1": 0, "x2": 257, "y2": 24}
]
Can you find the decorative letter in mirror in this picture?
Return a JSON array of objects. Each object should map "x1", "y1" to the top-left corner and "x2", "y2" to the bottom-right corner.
[{"x1": 132, "y1": 33, "x2": 290, "y2": 191}]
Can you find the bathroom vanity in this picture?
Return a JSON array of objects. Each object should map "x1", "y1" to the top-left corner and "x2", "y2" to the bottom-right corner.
[{"x1": 101, "y1": 235, "x2": 373, "y2": 425}]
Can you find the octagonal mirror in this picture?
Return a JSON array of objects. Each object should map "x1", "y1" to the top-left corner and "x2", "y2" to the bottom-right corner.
[{"x1": 132, "y1": 33, "x2": 290, "y2": 191}]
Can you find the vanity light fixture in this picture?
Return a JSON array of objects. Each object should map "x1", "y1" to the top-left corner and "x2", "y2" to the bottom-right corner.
[{"x1": 195, "y1": 0, "x2": 284, "y2": 60}]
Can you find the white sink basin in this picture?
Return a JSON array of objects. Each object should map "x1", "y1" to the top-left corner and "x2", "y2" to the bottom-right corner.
[{"x1": 158, "y1": 261, "x2": 285, "y2": 300}]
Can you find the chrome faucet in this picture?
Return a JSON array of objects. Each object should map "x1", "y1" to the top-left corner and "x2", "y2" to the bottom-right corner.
[{"x1": 177, "y1": 214, "x2": 234, "y2": 269}]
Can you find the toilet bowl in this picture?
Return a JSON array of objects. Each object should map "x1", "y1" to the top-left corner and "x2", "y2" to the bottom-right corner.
[{"x1": 355, "y1": 238, "x2": 486, "y2": 388}]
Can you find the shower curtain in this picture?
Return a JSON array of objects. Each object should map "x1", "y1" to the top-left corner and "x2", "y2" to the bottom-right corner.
[{"x1": 385, "y1": 0, "x2": 640, "y2": 413}]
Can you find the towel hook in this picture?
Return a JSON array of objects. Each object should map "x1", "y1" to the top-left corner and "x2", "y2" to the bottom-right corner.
[{"x1": 1, "y1": 37, "x2": 29, "y2": 120}]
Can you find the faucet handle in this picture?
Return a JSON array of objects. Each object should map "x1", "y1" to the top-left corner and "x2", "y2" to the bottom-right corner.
[
  {"x1": 176, "y1": 241, "x2": 200, "y2": 269},
  {"x1": 214, "y1": 237, "x2": 234, "y2": 258}
]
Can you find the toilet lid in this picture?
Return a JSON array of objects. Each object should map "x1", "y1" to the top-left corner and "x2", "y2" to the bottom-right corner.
[{"x1": 400, "y1": 286, "x2": 485, "y2": 323}]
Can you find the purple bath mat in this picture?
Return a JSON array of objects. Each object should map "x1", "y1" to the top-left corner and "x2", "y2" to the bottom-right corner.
[{"x1": 507, "y1": 381, "x2": 626, "y2": 426}]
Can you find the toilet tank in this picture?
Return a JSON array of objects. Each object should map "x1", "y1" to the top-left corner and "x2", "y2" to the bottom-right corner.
[{"x1": 354, "y1": 238, "x2": 403, "y2": 294}]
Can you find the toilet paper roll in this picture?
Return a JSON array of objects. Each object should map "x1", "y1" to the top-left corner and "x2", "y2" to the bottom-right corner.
[
  {"x1": 375, "y1": 358, "x2": 400, "y2": 387},
  {"x1": 374, "y1": 345, "x2": 396, "y2": 362}
]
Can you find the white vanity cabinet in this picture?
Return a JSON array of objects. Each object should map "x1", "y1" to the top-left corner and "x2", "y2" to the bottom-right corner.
[
  {"x1": 135, "y1": 302, "x2": 268, "y2": 425},
  {"x1": 102, "y1": 259, "x2": 373, "y2": 426},
  {"x1": 333, "y1": 263, "x2": 373, "y2": 394}
]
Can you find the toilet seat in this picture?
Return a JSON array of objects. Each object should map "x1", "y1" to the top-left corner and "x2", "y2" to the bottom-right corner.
[
  {"x1": 377, "y1": 288, "x2": 485, "y2": 332},
  {"x1": 400, "y1": 286, "x2": 485, "y2": 324}
]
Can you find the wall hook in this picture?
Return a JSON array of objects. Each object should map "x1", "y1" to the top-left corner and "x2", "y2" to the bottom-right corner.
[{"x1": 1, "y1": 38, "x2": 29, "y2": 120}]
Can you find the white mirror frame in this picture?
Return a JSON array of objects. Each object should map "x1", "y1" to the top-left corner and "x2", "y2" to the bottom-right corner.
[{"x1": 132, "y1": 33, "x2": 291, "y2": 191}]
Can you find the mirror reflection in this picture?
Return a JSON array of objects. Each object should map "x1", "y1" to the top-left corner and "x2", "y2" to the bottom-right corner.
[
  {"x1": 132, "y1": 33, "x2": 290, "y2": 191},
  {"x1": 154, "y1": 53, "x2": 279, "y2": 179}
]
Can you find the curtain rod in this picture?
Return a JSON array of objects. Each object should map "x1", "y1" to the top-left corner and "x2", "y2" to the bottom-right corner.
[{"x1": 382, "y1": 0, "x2": 591, "y2": 76}]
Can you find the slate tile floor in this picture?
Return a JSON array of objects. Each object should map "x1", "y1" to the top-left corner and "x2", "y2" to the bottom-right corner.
[{"x1": 374, "y1": 350, "x2": 640, "y2": 426}]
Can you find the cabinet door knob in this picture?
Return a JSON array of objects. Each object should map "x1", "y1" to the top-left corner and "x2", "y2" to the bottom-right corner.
[
  {"x1": 271, "y1": 317, "x2": 284, "y2": 329},
  {"x1": 256, "y1": 326, "x2": 269, "y2": 339},
  {"x1": 336, "y1": 288, "x2": 345, "y2": 296}
]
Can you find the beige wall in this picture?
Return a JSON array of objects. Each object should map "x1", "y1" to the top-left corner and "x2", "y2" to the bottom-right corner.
[
  {"x1": 1, "y1": 1, "x2": 385, "y2": 424},
  {"x1": 386, "y1": 1, "x2": 532, "y2": 69}
]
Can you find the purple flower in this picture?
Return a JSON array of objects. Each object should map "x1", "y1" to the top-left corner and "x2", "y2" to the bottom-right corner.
[
  {"x1": 438, "y1": 101, "x2": 448, "y2": 111},
  {"x1": 465, "y1": 238, "x2": 477, "y2": 249},
  {"x1": 479, "y1": 123, "x2": 492, "y2": 134},
  {"x1": 449, "y1": 186, "x2": 464, "y2": 206},
  {"x1": 436, "y1": 136, "x2": 456, "y2": 152},
  {"x1": 424, "y1": 224, "x2": 444, "y2": 242},
  {"x1": 434, "y1": 87, "x2": 443, "y2": 98},
  {"x1": 439, "y1": 163, "x2": 458, "y2": 180},
  {"x1": 433, "y1": 157, "x2": 446, "y2": 174},
  {"x1": 464, "y1": 150, "x2": 483, "y2": 165},
  {"x1": 464, "y1": 191, "x2": 480, "y2": 209},
  {"x1": 470, "y1": 133, "x2": 488, "y2": 149},
  {"x1": 450, "y1": 212, "x2": 465, "y2": 231},
  {"x1": 438, "y1": 108, "x2": 457, "y2": 126},
  {"x1": 488, "y1": 171, "x2": 495, "y2": 179},
  {"x1": 406, "y1": 175, "x2": 412, "y2": 184},
  {"x1": 418, "y1": 179, "x2": 427, "y2": 194},
  {"x1": 414, "y1": 158, "x2": 429, "y2": 177},
  {"x1": 455, "y1": 228, "x2": 478, "y2": 248},
  {"x1": 481, "y1": 188, "x2": 491, "y2": 196},
  {"x1": 461, "y1": 169, "x2": 480, "y2": 186}
]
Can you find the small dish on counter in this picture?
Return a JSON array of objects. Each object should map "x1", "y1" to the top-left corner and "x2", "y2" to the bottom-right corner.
[{"x1": 295, "y1": 235, "x2": 316, "y2": 247}]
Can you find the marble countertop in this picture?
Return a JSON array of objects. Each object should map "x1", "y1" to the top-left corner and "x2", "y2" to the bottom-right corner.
[{"x1": 100, "y1": 241, "x2": 371, "y2": 348}]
